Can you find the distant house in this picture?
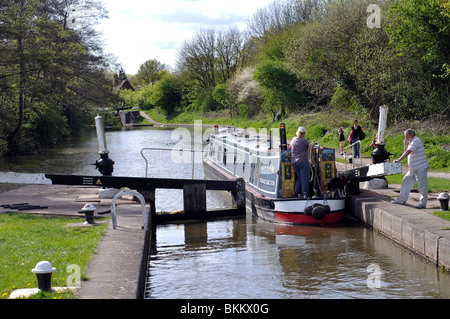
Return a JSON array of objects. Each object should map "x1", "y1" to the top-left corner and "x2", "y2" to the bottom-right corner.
[{"x1": 112, "y1": 73, "x2": 135, "y2": 93}]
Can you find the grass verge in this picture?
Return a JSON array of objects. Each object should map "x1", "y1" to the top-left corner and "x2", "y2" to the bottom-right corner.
[
  {"x1": 385, "y1": 175, "x2": 450, "y2": 193},
  {"x1": 433, "y1": 211, "x2": 450, "y2": 228},
  {"x1": 0, "y1": 212, "x2": 108, "y2": 299}
]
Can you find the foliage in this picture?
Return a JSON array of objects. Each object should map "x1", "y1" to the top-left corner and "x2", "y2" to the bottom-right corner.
[
  {"x1": 227, "y1": 67, "x2": 264, "y2": 118},
  {"x1": 0, "y1": 0, "x2": 119, "y2": 156},
  {"x1": 31, "y1": 106, "x2": 70, "y2": 146},
  {"x1": 211, "y1": 83, "x2": 230, "y2": 111},
  {"x1": 188, "y1": 90, "x2": 218, "y2": 114},
  {"x1": 120, "y1": 85, "x2": 154, "y2": 110},
  {"x1": 176, "y1": 27, "x2": 250, "y2": 101},
  {"x1": 387, "y1": 0, "x2": 450, "y2": 78},
  {"x1": 254, "y1": 59, "x2": 308, "y2": 119},
  {"x1": 150, "y1": 73, "x2": 184, "y2": 115},
  {"x1": 131, "y1": 59, "x2": 168, "y2": 87},
  {"x1": 330, "y1": 86, "x2": 362, "y2": 113}
]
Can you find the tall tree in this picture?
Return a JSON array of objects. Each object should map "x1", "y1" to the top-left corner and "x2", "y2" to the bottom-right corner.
[
  {"x1": 133, "y1": 59, "x2": 167, "y2": 86},
  {"x1": 387, "y1": 0, "x2": 450, "y2": 78},
  {"x1": 0, "y1": 0, "x2": 117, "y2": 154},
  {"x1": 176, "y1": 27, "x2": 249, "y2": 101},
  {"x1": 177, "y1": 28, "x2": 217, "y2": 93}
]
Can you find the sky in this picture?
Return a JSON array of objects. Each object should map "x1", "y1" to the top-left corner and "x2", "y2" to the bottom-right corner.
[{"x1": 95, "y1": 0, "x2": 274, "y2": 75}]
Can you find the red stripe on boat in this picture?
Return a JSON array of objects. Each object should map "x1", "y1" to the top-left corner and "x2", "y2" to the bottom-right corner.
[{"x1": 275, "y1": 211, "x2": 345, "y2": 226}]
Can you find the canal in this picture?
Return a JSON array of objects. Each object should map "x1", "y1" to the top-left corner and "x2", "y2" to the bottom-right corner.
[{"x1": 1, "y1": 126, "x2": 450, "y2": 299}]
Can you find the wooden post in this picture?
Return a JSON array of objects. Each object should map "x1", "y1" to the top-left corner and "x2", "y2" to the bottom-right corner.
[
  {"x1": 183, "y1": 184, "x2": 207, "y2": 219},
  {"x1": 231, "y1": 177, "x2": 246, "y2": 214}
]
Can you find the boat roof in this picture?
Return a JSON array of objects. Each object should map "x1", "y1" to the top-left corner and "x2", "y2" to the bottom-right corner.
[{"x1": 210, "y1": 127, "x2": 281, "y2": 153}]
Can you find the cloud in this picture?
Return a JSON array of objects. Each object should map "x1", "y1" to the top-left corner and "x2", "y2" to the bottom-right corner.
[
  {"x1": 96, "y1": 0, "x2": 273, "y2": 73},
  {"x1": 157, "y1": 10, "x2": 248, "y2": 26}
]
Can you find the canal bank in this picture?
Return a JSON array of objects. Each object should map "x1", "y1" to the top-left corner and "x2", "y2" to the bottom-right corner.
[
  {"x1": 0, "y1": 185, "x2": 152, "y2": 299},
  {"x1": 347, "y1": 185, "x2": 450, "y2": 271}
]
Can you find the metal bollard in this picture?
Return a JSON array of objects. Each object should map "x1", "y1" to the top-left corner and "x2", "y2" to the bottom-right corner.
[
  {"x1": 32, "y1": 261, "x2": 56, "y2": 292},
  {"x1": 78, "y1": 203, "x2": 96, "y2": 225},
  {"x1": 438, "y1": 193, "x2": 449, "y2": 211}
]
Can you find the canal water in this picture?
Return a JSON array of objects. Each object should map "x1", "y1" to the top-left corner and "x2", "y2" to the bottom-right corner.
[{"x1": 1, "y1": 126, "x2": 450, "y2": 299}]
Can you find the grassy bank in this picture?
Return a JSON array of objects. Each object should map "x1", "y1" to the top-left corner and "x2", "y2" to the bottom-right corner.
[{"x1": 0, "y1": 213, "x2": 108, "y2": 299}]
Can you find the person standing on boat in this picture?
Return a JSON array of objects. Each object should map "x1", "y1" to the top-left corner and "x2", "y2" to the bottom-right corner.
[
  {"x1": 290, "y1": 127, "x2": 310, "y2": 198},
  {"x1": 392, "y1": 129, "x2": 429, "y2": 209}
]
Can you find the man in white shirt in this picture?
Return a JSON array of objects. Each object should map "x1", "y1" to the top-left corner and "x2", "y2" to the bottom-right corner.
[{"x1": 392, "y1": 129, "x2": 429, "y2": 208}]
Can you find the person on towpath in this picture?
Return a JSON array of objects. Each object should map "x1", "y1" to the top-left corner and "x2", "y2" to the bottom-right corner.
[{"x1": 391, "y1": 129, "x2": 429, "y2": 209}]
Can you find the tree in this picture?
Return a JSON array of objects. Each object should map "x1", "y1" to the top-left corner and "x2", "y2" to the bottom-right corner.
[
  {"x1": 283, "y1": 0, "x2": 449, "y2": 123},
  {"x1": 247, "y1": 0, "x2": 326, "y2": 41},
  {"x1": 227, "y1": 67, "x2": 264, "y2": 118},
  {"x1": 176, "y1": 27, "x2": 249, "y2": 101},
  {"x1": 285, "y1": 0, "x2": 392, "y2": 117},
  {"x1": 132, "y1": 59, "x2": 167, "y2": 87},
  {"x1": 150, "y1": 74, "x2": 183, "y2": 115},
  {"x1": 0, "y1": 0, "x2": 117, "y2": 154},
  {"x1": 177, "y1": 28, "x2": 216, "y2": 93},
  {"x1": 216, "y1": 27, "x2": 249, "y2": 83},
  {"x1": 387, "y1": 0, "x2": 450, "y2": 78},
  {"x1": 254, "y1": 59, "x2": 308, "y2": 120}
]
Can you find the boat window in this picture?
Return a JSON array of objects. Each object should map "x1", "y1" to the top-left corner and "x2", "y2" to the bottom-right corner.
[
  {"x1": 211, "y1": 143, "x2": 214, "y2": 157},
  {"x1": 223, "y1": 148, "x2": 227, "y2": 165},
  {"x1": 217, "y1": 146, "x2": 222, "y2": 163}
]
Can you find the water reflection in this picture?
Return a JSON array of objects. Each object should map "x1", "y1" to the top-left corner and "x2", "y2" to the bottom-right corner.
[{"x1": 147, "y1": 214, "x2": 450, "y2": 299}]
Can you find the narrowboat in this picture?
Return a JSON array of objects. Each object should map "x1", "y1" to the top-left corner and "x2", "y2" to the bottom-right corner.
[{"x1": 203, "y1": 124, "x2": 346, "y2": 226}]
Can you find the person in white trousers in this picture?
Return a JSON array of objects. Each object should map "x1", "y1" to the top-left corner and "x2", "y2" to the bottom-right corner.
[{"x1": 391, "y1": 129, "x2": 429, "y2": 209}]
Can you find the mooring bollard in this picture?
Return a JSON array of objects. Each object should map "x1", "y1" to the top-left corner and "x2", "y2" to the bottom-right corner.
[
  {"x1": 78, "y1": 203, "x2": 96, "y2": 225},
  {"x1": 438, "y1": 193, "x2": 449, "y2": 211},
  {"x1": 32, "y1": 261, "x2": 56, "y2": 292}
]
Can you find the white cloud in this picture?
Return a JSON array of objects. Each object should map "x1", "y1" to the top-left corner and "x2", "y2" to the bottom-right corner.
[{"x1": 96, "y1": 0, "x2": 273, "y2": 74}]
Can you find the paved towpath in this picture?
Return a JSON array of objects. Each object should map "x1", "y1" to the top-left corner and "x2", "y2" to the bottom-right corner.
[{"x1": 0, "y1": 185, "x2": 150, "y2": 299}]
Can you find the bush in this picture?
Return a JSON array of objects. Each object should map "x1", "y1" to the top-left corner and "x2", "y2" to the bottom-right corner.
[
  {"x1": 32, "y1": 107, "x2": 69, "y2": 146},
  {"x1": 307, "y1": 124, "x2": 328, "y2": 140},
  {"x1": 0, "y1": 138, "x2": 7, "y2": 157},
  {"x1": 212, "y1": 83, "x2": 229, "y2": 111}
]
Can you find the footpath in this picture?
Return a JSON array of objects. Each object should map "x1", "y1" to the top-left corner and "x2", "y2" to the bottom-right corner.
[{"x1": 0, "y1": 185, "x2": 151, "y2": 299}]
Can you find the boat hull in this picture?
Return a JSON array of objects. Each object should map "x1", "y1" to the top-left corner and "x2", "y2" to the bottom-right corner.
[{"x1": 204, "y1": 158, "x2": 346, "y2": 226}]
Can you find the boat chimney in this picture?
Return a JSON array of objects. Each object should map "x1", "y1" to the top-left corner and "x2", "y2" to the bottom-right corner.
[
  {"x1": 269, "y1": 129, "x2": 273, "y2": 150},
  {"x1": 280, "y1": 123, "x2": 287, "y2": 150}
]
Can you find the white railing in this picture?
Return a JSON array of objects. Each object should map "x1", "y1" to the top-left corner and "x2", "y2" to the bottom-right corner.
[
  {"x1": 140, "y1": 147, "x2": 242, "y2": 179},
  {"x1": 140, "y1": 147, "x2": 203, "y2": 179},
  {"x1": 343, "y1": 140, "x2": 362, "y2": 170}
]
